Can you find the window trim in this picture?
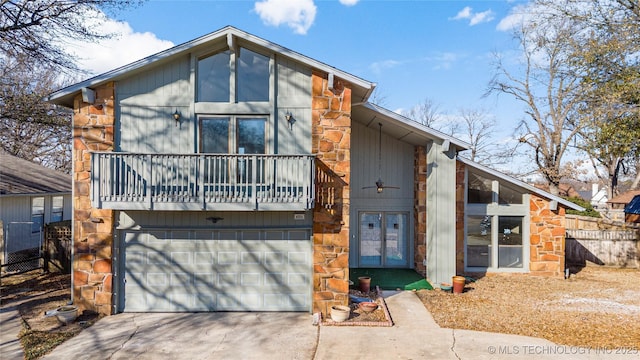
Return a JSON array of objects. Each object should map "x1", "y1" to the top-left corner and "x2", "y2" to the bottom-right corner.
[{"x1": 464, "y1": 169, "x2": 530, "y2": 273}]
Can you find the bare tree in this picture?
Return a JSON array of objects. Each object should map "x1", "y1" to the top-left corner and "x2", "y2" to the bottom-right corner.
[
  {"x1": 0, "y1": 56, "x2": 71, "y2": 173},
  {"x1": 0, "y1": 0, "x2": 143, "y2": 72},
  {"x1": 455, "y1": 107, "x2": 497, "y2": 165},
  {"x1": 401, "y1": 97, "x2": 442, "y2": 128},
  {"x1": 488, "y1": 13, "x2": 584, "y2": 195}
]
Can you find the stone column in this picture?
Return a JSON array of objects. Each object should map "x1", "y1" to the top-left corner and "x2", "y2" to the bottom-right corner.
[
  {"x1": 72, "y1": 83, "x2": 115, "y2": 315},
  {"x1": 311, "y1": 71, "x2": 351, "y2": 316},
  {"x1": 529, "y1": 195, "x2": 566, "y2": 277},
  {"x1": 413, "y1": 146, "x2": 427, "y2": 276}
]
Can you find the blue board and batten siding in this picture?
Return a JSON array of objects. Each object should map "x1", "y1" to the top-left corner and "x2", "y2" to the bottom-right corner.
[
  {"x1": 348, "y1": 121, "x2": 415, "y2": 267},
  {"x1": 115, "y1": 52, "x2": 312, "y2": 155}
]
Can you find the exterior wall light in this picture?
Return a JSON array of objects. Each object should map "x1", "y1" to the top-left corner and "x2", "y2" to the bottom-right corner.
[
  {"x1": 285, "y1": 111, "x2": 295, "y2": 130},
  {"x1": 173, "y1": 109, "x2": 181, "y2": 127}
]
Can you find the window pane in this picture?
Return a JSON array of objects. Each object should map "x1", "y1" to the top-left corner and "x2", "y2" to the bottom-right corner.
[
  {"x1": 468, "y1": 172, "x2": 493, "y2": 203},
  {"x1": 32, "y1": 197, "x2": 44, "y2": 233},
  {"x1": 237, "y1": 48, "x2": 269, "y2": 102},
  {"x1": 201, "y1": 118, "x2": 230, "y2": 153},
  {"x1": 498, "y1": 216, "x2": 523, "y2": 268},
  {"x1": 198, "y1": 51, "x2": 230, "y2": 102},
  {"x1": 237, "y1": 118, "x2": 265, "y2": 154},
  {"x1": 466, "y1": 215, "x2": 491, "y2": 267},
  {"x1": 499, "y1": 183, "x2": 523, "y2": 204},
  {"x1": 51, "y1": 196, "x2": 63, "y2": 222}
]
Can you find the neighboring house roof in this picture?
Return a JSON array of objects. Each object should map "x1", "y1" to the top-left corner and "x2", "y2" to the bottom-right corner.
[
  {"x1": 46, "y1": 26, "x2": 375, "y2": 108},
  {"x1": 0, "y1": 152, "x2": 71, "y2": 196},
  {"x1": 625, "y1": 195, "x2": 640, "y2": 215},
  {"x1": 608, "y1": 190, "x2": 640, "y2": 205},
  {"x1": 352, "y1": 102, "x2": 471, "y2": 151},
  {"x1": 457, "y1": 157, "x2": 585, "y2": 211}
]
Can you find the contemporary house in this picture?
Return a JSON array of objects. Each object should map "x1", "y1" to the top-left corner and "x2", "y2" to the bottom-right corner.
[
  {"x1": 0, "y1": 152, "x2": 72, "y2": 267},
  {"x1": 47, "y1": 26, "x2": 582, "y2": 316}
]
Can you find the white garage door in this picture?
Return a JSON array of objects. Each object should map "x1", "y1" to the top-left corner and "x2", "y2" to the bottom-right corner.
[{"x1": 121, "y1": 228, "x2": 311, "y2": 312}]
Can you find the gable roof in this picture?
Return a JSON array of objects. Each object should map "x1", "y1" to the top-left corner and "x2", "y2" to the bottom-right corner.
[
  {"x1": 626, "y1": 195, "x2": 640, "y2": 215},
  {"x1": 457, "y1": 156, "x2": 585, "y2": 211},
  {"x1": 0, "y1": 152, "x2": 71, "y2": 196},
  {"x1": 609, "y1": 190, "x2": 640, "y2": 205},
  {"x1": 46, "y1": 26, "x2": 375, "y2": 108}
]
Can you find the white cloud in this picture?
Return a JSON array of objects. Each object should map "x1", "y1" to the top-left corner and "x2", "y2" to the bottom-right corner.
[
  {"x1": 68, "y1": 19, "x2": 174, "y2": 76},
  {"x1": 339, "y1": 0, "x2": 359, "y2": 6},
  {"x1": 496, "y1": 5, "x2": 527, "y2": 32},
  {"x1": 451, "y1": 6, "x2": 495, "y2": 26},
  {"x1": 254, "y1": 0, "x2": 317, "y2": 35},
  {"x1": 369, "y1": 59, "x2": 402, "y2": 75}
]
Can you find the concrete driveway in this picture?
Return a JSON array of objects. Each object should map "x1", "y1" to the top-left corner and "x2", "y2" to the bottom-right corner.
[
  {"x1": 41, "y1": 312, "x2": 317, "y2": 360},
  {"x1": 7, "y1": 291, "x2": 627, "y2": 360}
]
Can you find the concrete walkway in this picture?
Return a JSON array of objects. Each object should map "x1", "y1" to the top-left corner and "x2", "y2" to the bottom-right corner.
[
  {"x1": 2, "y1": 290, "x2": 634, "y2": 359},
  {"x1": 0, "y1": 305, "x2": 25, "y2": 360}
]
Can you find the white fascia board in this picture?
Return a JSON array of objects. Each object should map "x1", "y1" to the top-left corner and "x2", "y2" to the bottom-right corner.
[
  {"x1": 47, "y1": 26, "x2": 375, "y2": 106},
  {"x1": 457, "y1": 156, "x2": 585, "y2": 211},
  {"x1": 360, "y1": 102, "x2": 471, "y2": 150}
]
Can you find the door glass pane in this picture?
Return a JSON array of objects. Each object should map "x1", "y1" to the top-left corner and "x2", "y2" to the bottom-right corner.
[
  {"x1": 237, "y1": 118, "x2": 265, "y2": 184},
  {"x1": 359, "y1": 213, "x2": 381, "y2": 266},
  {"x1": 237, "y1": 118, "x2": 265, "y2": 154},
  {"x1": 498, "y1": 216, "x2": 523, "y2": 268},
  {"x1": 466, "y1": 215, "x2": 491, "y2": 267},
  {"x1": 197, "y1": 50, "x2": 231, "y2": 102},
  {"x1": 237, "y1": 47, "x2": 270, "y2": 102},
  {"x1": 385, "y1": 213, "x2": 408, "y2": 266},
  {"x1": 201, "y1": 118, "x2": 230, "y2": 153}
]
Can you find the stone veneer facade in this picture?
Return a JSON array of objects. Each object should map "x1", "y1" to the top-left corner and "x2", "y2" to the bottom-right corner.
[
  {"x1": 413, "y1": 146, "x2": 428, "y2": 276},
  {"x1": 455, "y1": 162, "x2": 566, "y2": 277},
  {"x1": 72, "y1": 83, "x2": 116, "y2": 315},
  {"x1": 310, "y1": 71, "x2": 352, "y2": 316},
  {"x1": 529, "y1": 194, "x2": 566, "y2": 277}
]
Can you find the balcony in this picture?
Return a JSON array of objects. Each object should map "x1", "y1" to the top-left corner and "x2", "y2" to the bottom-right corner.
[{"x1": 91, "y1": 153, "x2": 315, "y2": 211}]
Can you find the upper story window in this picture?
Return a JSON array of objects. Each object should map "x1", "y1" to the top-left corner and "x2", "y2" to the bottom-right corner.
[
  {"x1": 197, "y1": 47, "x2": 270, "y2": 103},
  {"x1": 237, "y1": 48, "x2": 270, "y2": 102}
]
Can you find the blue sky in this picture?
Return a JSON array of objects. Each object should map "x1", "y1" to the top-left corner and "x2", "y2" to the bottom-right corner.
[{"x1": 74, "y1": 0, "x2": 531, "y2": 152}]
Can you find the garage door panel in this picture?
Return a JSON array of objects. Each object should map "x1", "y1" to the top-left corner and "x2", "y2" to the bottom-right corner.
[{"x1": 122, "y1": 229, "x2": 311, "y2": 312}]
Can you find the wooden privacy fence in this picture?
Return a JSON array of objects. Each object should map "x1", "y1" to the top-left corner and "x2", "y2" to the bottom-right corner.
[
  {"x1": 565, "y1": 215, "x2": 640, "y2": 268},
  {"x1": 44, "y1": 220, "x2": 72, "y2": 274}
]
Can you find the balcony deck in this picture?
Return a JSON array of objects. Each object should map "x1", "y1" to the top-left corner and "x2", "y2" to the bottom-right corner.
[{"x1": 91, "y1": 153, "x2": 315, "y2": 211}]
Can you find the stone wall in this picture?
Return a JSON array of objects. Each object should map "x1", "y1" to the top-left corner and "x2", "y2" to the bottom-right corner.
[
  {"x1": 311, "y1": 71, "x2": 352, "y2": 316},
  {"x1": 529, "y1": 195, "x2": 566, "y2": 277},
  {"x1": 413, "y1": 146, "x2": 427, "y2": 276},
  {"x1": 72, "y1": 83, "x2": 116, "y2": 315}
]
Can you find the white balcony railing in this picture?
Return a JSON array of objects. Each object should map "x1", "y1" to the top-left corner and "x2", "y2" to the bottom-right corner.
[{"x1": 90, "y1": 153, "x2": 315, "y2": 211}]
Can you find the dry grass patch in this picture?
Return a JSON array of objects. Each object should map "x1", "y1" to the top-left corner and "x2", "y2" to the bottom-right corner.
[
  {"x1": 416, "y1": 266, "x2": 640, "y2": 349},
  {"x1": 1, "y1": 271, "x2": 101, "y2": 359}
]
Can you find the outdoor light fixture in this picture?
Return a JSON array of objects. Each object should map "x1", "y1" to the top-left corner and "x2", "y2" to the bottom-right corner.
[
  {"x1": 173, "y1": 109, "x2": 181, "y2": 126},
  {"x1": 285, "y1": 111, "x2": 295, "y2": 130}
]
